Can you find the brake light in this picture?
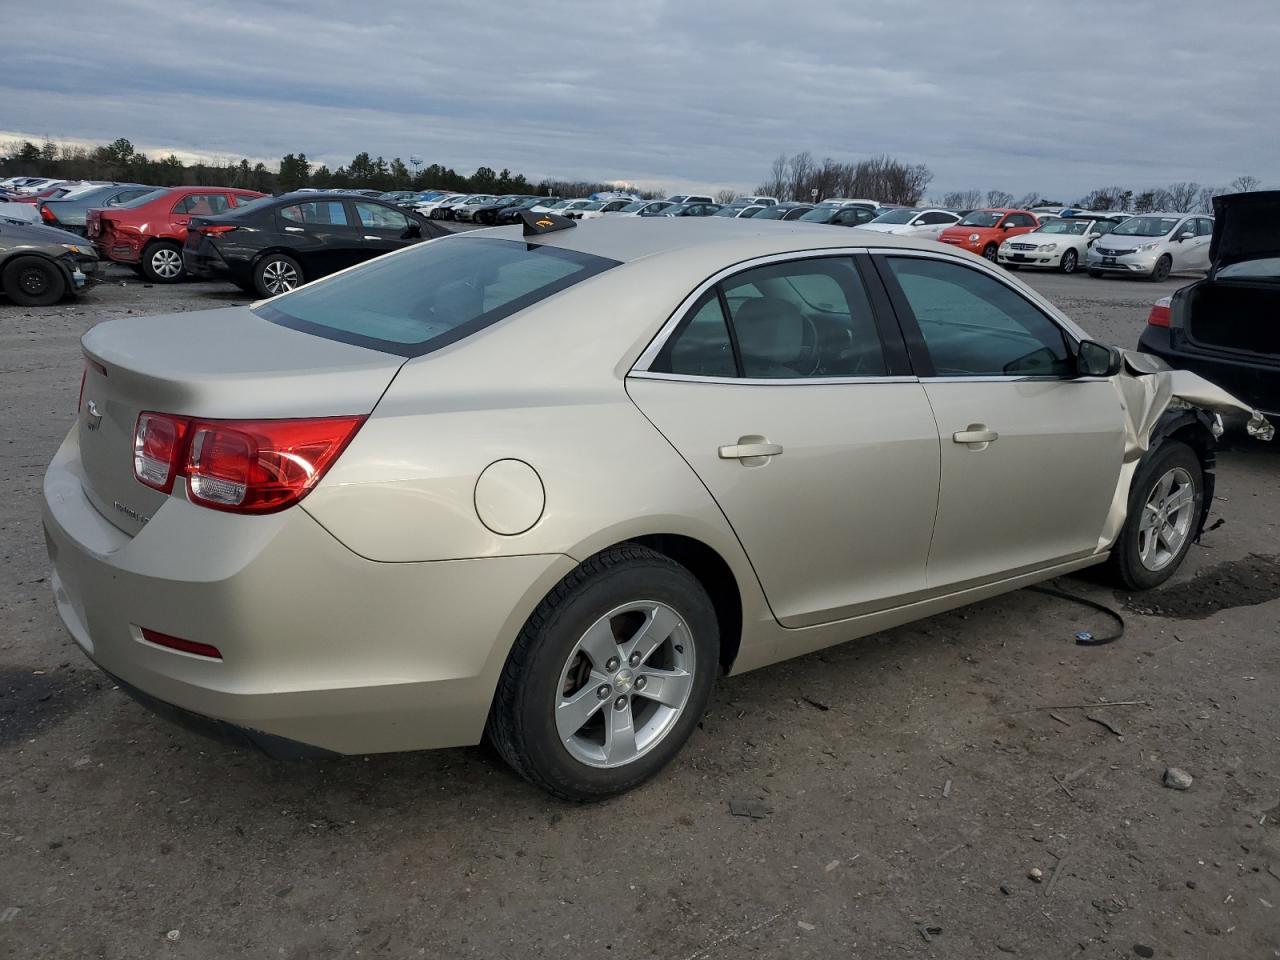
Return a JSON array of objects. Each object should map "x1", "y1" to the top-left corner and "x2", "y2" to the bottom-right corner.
[
  {"x1": 40, "y1": 205, "x2": 56, "y2": 223},
  {"x1": 132, "y1": 414, "x2": 365, "y2": 513},
  {"x1": 196, "y1": 225, "x2": 238, "y2": 235},
  {"x1": 1147, "y1": 296, "x2": 1172, "y2": 328}
]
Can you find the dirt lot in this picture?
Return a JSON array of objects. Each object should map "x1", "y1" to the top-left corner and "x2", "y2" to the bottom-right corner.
[{"x1": 1, "y1": 262, "x2": 1278, "y2": 960}]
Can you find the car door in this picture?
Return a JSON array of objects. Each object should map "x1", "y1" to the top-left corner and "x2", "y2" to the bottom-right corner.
[
  {"x1": 1002, "y1": 212, "x2": 1038, "y2": 239},
  {"x1": 352, "y1": 201, "x2": 421, "y2": 259},
  {"x1": 1184, "y1": 216, "x2": 1214, "y2": 271},
  {"x1": 626, "y1": 254, "x2": 941, "y2": 627},
  {"x1": 276, "y1": 199, "x2": 364, "y2": 275},
  {"x1": 916, "y1": 211, "x2": 959, "y2": 239},
  {"x1": 875, "y1": 252, "x2": 1126, "y2": 589},
  {"x1": 170, "y1": 192, "x2": 232, "y2": 239}
]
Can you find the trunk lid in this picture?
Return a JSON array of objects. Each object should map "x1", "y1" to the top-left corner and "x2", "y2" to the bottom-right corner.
[
  {"x1": 77, "y1": 306, "x2": 404, "y2": 535},
  {"x1": 1210, "y1": 190, "x2": 1280, "y2": 276}
]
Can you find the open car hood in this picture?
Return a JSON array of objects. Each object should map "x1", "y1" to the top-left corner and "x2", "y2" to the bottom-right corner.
[{"x1": 1209, "y1": 190, "x2": 1280, "y2": 274}]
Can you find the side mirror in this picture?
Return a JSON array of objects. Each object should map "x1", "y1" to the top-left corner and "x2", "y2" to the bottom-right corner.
[
  {"x1": 404, "y1": 222, "x2": 422, "y2": 239},
  {"x1": 1076, "y1": 339, "x2": 1122, "y2": 378}
]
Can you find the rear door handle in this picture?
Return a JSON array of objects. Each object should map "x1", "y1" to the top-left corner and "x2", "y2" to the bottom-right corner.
[
  {"x1": 362, "y1": 235, "x2": 381, "y2": 241},
  {"x1": 718, "y1": 441, "x2": 783, "y2": 460},
  {"x1": 284, "y1": 226, "x2": 304, "y2": 233},
  {"x1": 952, "y1": 425, "x2": 998, "y2": 445}
]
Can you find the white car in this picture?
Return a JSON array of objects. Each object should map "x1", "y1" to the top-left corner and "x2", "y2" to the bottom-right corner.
[
  {"x1": 411, "y1": 195, "x2": 460, "y2": 215},
  {"x1": 528, "y1": 198, "x2": 572, "y2": 214},
  {"x1": 860, "y1": 208, "x2": 962, "y2": 239},
  {"x1": 999, "y1": 216, "x2": 1124, "y2": 274},
  {"x1": 712, "y1": 205, "x2": 765, "y2": 219},
  {"x1": 614, "y1": 200, "x2": 674, "y2": 217},
  {"x1": 1087, "y1": 214, "x2": 1214, "y2": 281},
  {"x1": 451, "y1": 196, "x2": 499, "y2": 222},
  {"x1": 0, "y1": 199, "x2": 41, "y2": 223},
  {"x1": 567, "y1": 198, "x2": 636, "y2": 220},
  {"x1": 729, "y1": 196, "x2": 778, "y2": 207},
  {"x1": 820, "y1": 198, "x2": 881, "y2": 210},
  {"x1": 664, "y1": 194, "x2": 714, "y2": 205},
  {"x1": 552, "y1": 199, "x2": 596, "y2": 218}
]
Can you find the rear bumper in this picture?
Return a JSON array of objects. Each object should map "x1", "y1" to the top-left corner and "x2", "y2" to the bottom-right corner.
[
  {"x1": 43, "y1": 426, "x2": 576, "y2": 754},
  {"x1": 1138, "y1": 325, "x2": 1280, "y2": 417}
]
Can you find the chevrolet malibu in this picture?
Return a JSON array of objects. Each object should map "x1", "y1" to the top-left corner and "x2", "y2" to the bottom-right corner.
[{"x1": 44, "y1": 214, "x2": 1272, "y2": 800}]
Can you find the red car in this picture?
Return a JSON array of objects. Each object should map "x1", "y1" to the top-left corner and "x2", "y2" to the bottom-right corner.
[
  {"x1": 938, "y1": 208, "x2": 1040, "y2": 262},
  {"x1": 88, "y1": 186, "x2": 264, "y2": 283}
]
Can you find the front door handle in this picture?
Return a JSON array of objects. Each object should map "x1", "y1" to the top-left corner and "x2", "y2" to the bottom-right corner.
[
  {"x1": 284, "y1": 226, "x2": 304, "y2": 233},
  {"x1": 953, "y1": 425, "x2": 998, "y2": 446},
  {"x1": 718, "y1": 440, "x2": 783, "y2": 460},
  {"x1": 362, "y1": 235, "x2": 381, "y2": 241}
]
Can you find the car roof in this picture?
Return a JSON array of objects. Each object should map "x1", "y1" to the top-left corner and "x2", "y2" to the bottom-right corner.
[{"x1": 471, "y1": 214, "x2": 945, "y2": 265}]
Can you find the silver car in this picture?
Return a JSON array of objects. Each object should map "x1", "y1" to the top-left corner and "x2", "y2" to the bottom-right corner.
[
  {"x1": 1087, "y1": 213, "x2": 1214, "y2": 281},
  {"x1": 43, "y1": 216, "x2": 1271, "y2": 799}
]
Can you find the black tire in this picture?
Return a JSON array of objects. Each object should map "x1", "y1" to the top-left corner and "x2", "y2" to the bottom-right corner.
[
  {"x1": 1103, "y1": 440, "x2": 1204, "y2": 591},
  {"x1": 982, "y1": 243, "x2": 998, "y2": 262},
  {"x1": 2, "y1": 255, "x2": 67, "y2": 306},
  {"x1": 1060, "y1": 249, "x2": 1079, "y2": 274},
  {"x1": 1088, "y1": 268, "x2": 1104, "y2": 278},
  {"x1": 1150, "y1": 254, "x2": 1172, "y2": 282},
  {"x1": 252, "y1": 253, "x2": 304, "y2": 298},
  {"x1": 140, "y1": 241, "x2": 185, "y2": 283},
  {"x1": 487, "y1": 544, "x2": 719, "y2": 801}
]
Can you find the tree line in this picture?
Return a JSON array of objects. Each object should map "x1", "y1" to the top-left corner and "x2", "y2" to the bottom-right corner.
[
  {"x1": 0, "y1": 137, "x2": 662, "y2": 199},
  {"x1": 757, "y1": 152, "x2": 933, "y2": 205},
  {"x1": 937, "y1": 176, "x2": 1261, "y2": 214}
]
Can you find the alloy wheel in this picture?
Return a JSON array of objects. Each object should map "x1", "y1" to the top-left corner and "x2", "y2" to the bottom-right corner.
[
  {"x1": 555, "y1": 600, "x2": 695, "y2": 769},
  {"x1": 1061, "y1": 249, "x2": 1078, "y2": 274},
  {"x1": 1137, "y1": 467, "x2": 1195, "y2": 571},
  {"x1": 262, "y1": 259, "x2": 300, "y2": 294},
  {"x1": 150, "y1": 247, "x2": 182, "y2": 279}
]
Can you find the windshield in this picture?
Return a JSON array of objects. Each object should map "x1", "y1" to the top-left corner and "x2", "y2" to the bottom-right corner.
[
  {"x1": 1111, "y1": 216, "x2": 1179, "y2": 237},
  {"x1": 256, "y1": 237, "x2": 619, "y2": 357},
  {"x1": 754, "y1": 206, "x2": 790, "y2": 220},
  {"x1": 1039, "y1": 219, "x2": 1089, "y2": 235},
  {"x1": 738, "y1": 206, "x2": 763, "y2": 218},
  {"x1": 958, "y1": 210, "x2": 1003, "y2": 227},
  {"x1": 115, "y1": 188, "x2": 170, "y2": 209},
  {"x1": 546, "y1": 200, "x2": 570, "y2": 209},
  {"x1": 619, "y1": 202, "x2": 647, "y2": 212},
  {"x1": 582, "y1": 201, "x2": 606, "y2": 211},
  {"x1": 713, "y1": 206, "x2": 742, "y2": 217},
  {"x1": 798, "y1": 208, "x2": 834, "y2": 222},
  {"x1": 870, "y1": 208, "x2": 918, "y2": 225}
]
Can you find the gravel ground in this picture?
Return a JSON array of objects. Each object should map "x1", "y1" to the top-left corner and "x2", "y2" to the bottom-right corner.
[{"x1": 1, "y1": 259, "x2": 1278, "y2": 960}]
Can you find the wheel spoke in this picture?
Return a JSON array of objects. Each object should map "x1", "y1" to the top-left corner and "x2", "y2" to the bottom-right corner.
[
  {"x1": 1138, "y1": 529, "x2": 1156, "y2": 564},
  {"x1": 1165, "y1": 484, "x2": 1193, "y2": 515},
  {"x1": 623, "y1": 604, "x2": 679, "y2": 665},
  {"x1": 577, "y1": 617, "x2": 621, "y2": 670},
  {"x1": 1152, "y1": 472, "x2": 1174, "y2": 503},
  {"x1": 556, "y1": 682, "x2": 607, "y2": 741},
  {"x1": 636, "y1": 667, "x2": 692, "y2": 708},
  {"x1": 603, "y1": 701, "x2": 638, "y2": 765}
]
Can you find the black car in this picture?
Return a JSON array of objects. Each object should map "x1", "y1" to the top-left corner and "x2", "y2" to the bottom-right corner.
[
  {"x1": 1138, "y1": 191, "x2": 1280, "y2": 417},
  {"x1": 796, "y1": 205, "x2": 880, "y2": 227},
  {"x1": 753, "y1": 203, "x2": 816, "y2": 221},
  {"x1": 37, "y1": 184, "x2": 160, "y2": 236},
  {"x1": 645, "y1": 202, "x2": 721, "y2": 217},
  {"x1": 495, "y1": 197, "x2": 557, "y2": 225},
  {"x1": 0, "y1": 220, "x2": 100, "y2": 306},
  {"x1": 468, "y1": 195, "x2": 532, "y2": 226},
  {"x1": 182, "y1": 192, "x2": 444, "y2": 297}
]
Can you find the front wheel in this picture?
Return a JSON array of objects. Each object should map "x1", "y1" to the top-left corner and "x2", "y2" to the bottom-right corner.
[
  {"x1": 1060, "y1": 249, "x2": 1079, "y2": 274},
  {"x1": 253, "y1": 253, "x2": 304, "y2": 297},
  {"x1": 141, "y1": 241, "x2": 185, "y2": 283},
  {"x1": 982, "y1": 243, "x2": 998, "y2": 262},
  {"x1": 2, "y1": 255, "x2": 67, "y2": 306},
  {"x1": 487, "y1": 544, "x2": 719, "y2": 801},
  {"x1": 1103, "y1": 440, "x2": 1204, "y2": 590},
  {"x1": 1150, "y1": 254, "x2": 1172, "y2": 282}
]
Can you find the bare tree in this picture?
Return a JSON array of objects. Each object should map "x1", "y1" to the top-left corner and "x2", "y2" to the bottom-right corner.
[
  {"x1": 986, "y1": 190, "x2": 1014, "y2": 208},
  {"x1": 1229, "y1": 174, "x2": 1260, "y2": 193},
  {"x1": 942, "y1": 189, "x2": 984, "y2": 209},
  {"x1": 1164, "y1": 181, "x2": 1201, "y2": 212},
  {"x1": 715, "y1": 188, "x2": 738, "y2": 204},
  {"x1": 1195, "y1": 186, "x2": 1221, "y2": 213},
  {"x1": 1014, "y1": 192, "x2": 1041, "y2": 209}
]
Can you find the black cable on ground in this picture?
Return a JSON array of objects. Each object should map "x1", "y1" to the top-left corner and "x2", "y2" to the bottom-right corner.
[{"x1": 1028, "y1": 583, "x2": 1126, "y2": 646}]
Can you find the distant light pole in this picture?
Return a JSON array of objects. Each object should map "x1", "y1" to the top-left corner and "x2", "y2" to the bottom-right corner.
[{"x1": 409, "y1": 155, "x2": 423, "y2": 183}]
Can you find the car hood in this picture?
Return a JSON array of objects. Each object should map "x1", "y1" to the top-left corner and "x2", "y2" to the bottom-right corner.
[
  {"x1": 940, "y1": 224, "x2": 994, "y2": 236},
  {"x1": 0, "y1": 220, "x2": 89, "y2": 246},
  {"x1": 1210, "y1": 190, "x2": 1280, "y2": 274}
]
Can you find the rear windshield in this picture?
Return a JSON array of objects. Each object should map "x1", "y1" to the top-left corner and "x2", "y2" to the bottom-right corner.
[
  {"x1": 255, "y1": 236, "x2": 619, "y2": 357},
  {"x1": 115, "y1": 188, "x2": 170, "y2": 208}
]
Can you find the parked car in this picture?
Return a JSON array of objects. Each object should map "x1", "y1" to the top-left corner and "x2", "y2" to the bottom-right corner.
[
  {"x1": 554, "y1": 199, "x2": 597, "y2": 218},
  {"x1": 529, "y1": 198, "x2": 575, "y2": 214},
  {"x1": 860, "y1": 207, "x2": 962, "y2": 239},
  {"x1": 182, "y1": 192, "x2": 444, "y2": 297},
  {"x1": 0, "y1": 220, "x2": 99, "y2": 306},
  {"x1": 818, "y1": 198, "x2": 881, "y2": 210},
  {"x1": 496, "y1": 197, "x2": 557, "y2": 224},
  {"x1": 657, "y1": 202, "x2": 722, "y2": 217},
  {"x1": 413, "y1": 194, "x2": 461, "y2": 216},
  {"x1": 88, "y1": 186, "x2": 265, "y2": 282},
  {"x1": 44, "y1": 217, "x2": 1269, "y2": 803},
  {"x1": 1137, "y1": 191, "x2": 1280, "y2": 417},
  {"x1": 565, "y1": 198, "x2": 636, "y2": 220},
  {"x1": 616, "y1": 200, "x2": 673, "y2": 217},
  {"x1": 729, "y1": 196, "x2": 778, "y2": 207},
  {"x1": 1087, "y1": 213, "x2": 1213, "y2": 281},
  {"x1": 467, "y1": 196, "x2": 531, "y2": 225},
  {"x1": 428, "y1": 195, "x2": 475, "y2": 220},
  {"x1": 450, "y1": 195, "x2": 499, "y2": 222},
  {"x1": 712, "y1": 204, "x2": 764, "y2": 219},
  {"x1": 938, "y1": 209, "x2": 1040, "y2": 261},
  {"x1": 37, "y1": 184, "x2": 160, "y2": 236},
  {"x1": 377, "y1": 191, "x2": 417, "y2": 204},
  {"x1": 798, "y1": 205, "x2": 882, "y2": 227},
  {"x1": 753, "y1": 203, "x2": 816, "y2": 221},
  {"x1": 664, "y1": 194, "x2": 714, "y2": 205},
  {"x1": 0, "y1": 199, "x2": 42, "y2": 224},
  {"x1": 998, "y1": 215, "x2": 1124, "y2": 274}
]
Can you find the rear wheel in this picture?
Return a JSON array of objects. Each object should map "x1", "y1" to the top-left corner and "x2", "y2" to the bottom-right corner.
[
  {"x1": 1060, "y1": 249, "x2": 1079, "y2": 274},
  {"x1": 487, "y1": 544, "x2": 719, "y2": 801},
  {"x1": 253, "y1": 253, "x2": 303, "y2": 297},
  {"x1": 1103, "y1": 440, "x2": 1203, "y2": 590},
  {"x1": 2, "y1": 255, "x2": 67, "y2": 306},
  {"x1": 982, "y1": 243, "x2": 998, "y2": 262},
  {"x1": 141, "y1": 241, "x2": 184, "y2": 283},
  {"x1": 1150, "y1": 254, "x2": 1172, "y2": 282}
]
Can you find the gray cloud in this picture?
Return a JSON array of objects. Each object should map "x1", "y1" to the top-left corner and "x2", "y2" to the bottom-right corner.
[{"x1": 2, "y1": 0, "x2": 1277, "y2": 198}]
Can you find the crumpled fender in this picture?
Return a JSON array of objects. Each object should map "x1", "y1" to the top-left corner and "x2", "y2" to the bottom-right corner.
[{"x1": 1096, "y1": 350, "x2": 1274, "y2": 550}]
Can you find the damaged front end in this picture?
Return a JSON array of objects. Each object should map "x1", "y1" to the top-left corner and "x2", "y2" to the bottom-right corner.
[{"x1": 1097, "y1": 351, "x2": 1273, "y2": 551}]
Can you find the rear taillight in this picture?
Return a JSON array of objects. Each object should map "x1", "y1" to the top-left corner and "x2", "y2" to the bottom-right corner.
[
  {"x1": 40, "y1": 205, "x2": 56, "y2": 223},
  {"x1": 1147, "y1": 296, "x2": 1172, "y2": 328},
  {"x1": 196, "y1": 225, "x2": 238, "y2": 235},
  {"x1": 132, "y1": 414, "x2": 365, "y2": 513}
]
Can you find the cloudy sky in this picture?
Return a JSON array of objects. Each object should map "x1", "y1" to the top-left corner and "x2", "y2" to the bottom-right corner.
[{"x1": 3, "y1": 0, "x2": 1276, "y2": 198}]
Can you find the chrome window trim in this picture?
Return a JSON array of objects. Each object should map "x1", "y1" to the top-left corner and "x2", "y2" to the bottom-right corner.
[
  {"x1": 632, "y1": 246, "x2": 883, "y2": 374},
  {"x1": 628, "y1": 371, "x2": 919, "y2": 386}
]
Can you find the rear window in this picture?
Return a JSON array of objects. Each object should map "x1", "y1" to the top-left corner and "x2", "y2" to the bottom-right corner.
[{"x1": 255, "y1": 236, "x2": 619, "y2": 357}]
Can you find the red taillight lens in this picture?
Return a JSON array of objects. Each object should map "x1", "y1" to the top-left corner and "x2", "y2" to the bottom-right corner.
[
  {"x1": 197, "y1": 224, "x2": 238, "y2": 235},
  {"x1": 40, "y1": 205, "x2": 56, "y2": 223},
  {"x1": 1147, "y1": 297, "x2": 1172, "y2": 328},
  {"x1": 133, "y1": 413, "x2": 188, "y2": 493},
  {"x1": 133, "y1": 413, "x2": 364, "y2": 513},
  {"x1": 139, "y1": 627, "x2": 222, "y2": 660}
]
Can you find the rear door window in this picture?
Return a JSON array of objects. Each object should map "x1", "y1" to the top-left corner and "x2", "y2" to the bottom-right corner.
[
  {"x1": 174, "y1": 193, "x2": 231, "y2": 215},
  {"x1": 255, "y1": 236, "x2": 618, "y2": 357},
  {"x1": 355, "y1": 202, "x2": 411, "y2": 230},
  {"x1": 280, "y1": 201, "x2": 348, "y2": 226}
]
